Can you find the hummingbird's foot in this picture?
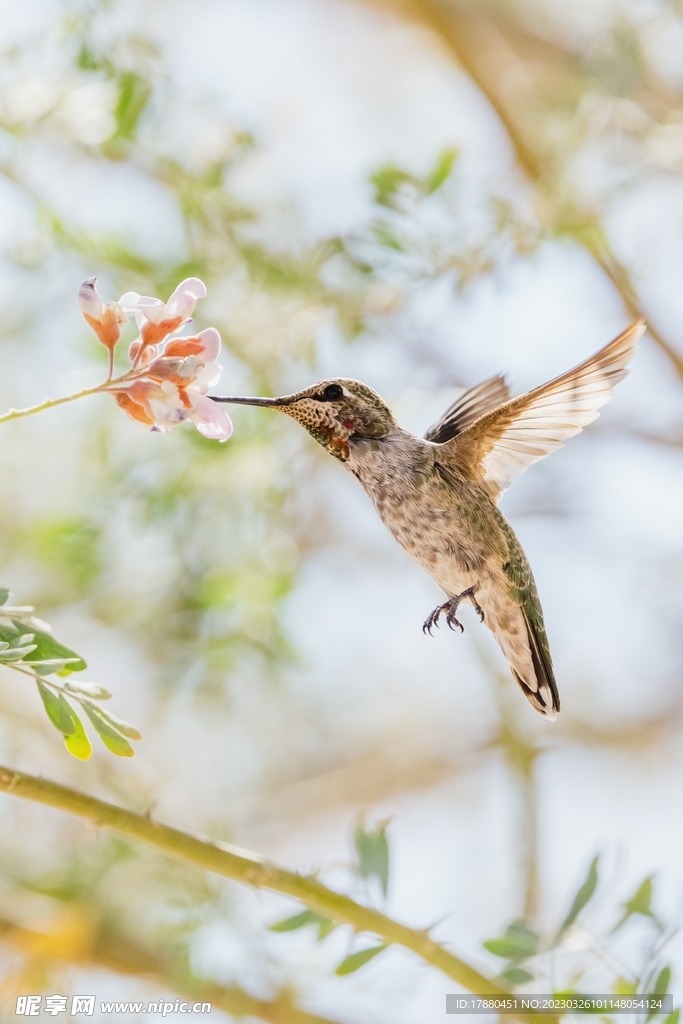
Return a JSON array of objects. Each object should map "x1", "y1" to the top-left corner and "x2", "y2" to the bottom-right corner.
[
  {"x1": 467, "y1": 588, "x2": 485, "y2": 623},
  {"x1": 422, "y1": 587, "x2": 483, "y2": 636},
  {"x1": 422, "y1": 600, "x2": 453, "y2": 635}
]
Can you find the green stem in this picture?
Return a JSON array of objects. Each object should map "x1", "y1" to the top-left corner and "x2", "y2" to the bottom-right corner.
[
  {"x1": 0, "y1": 384, "x2": 108, "y2": 424},
  {"x1": 0, "y1": 369, "x2": 139, "y2": 425},
  {"x1": 0, "y1": 764, "x2": 502, "y2": 997}
]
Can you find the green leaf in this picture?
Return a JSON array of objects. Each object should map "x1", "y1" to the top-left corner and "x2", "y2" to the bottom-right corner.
[
  {"x1": 270, "y1": 909, "x2": 335, "y2": 939},
  {"x1": 652, "y1": 967, "x2": 671, "y2": 995},
  {"x1": 27, "y1": 658, "x2": 81, "y2": 674},
  {"x1": 317, "y1": 917, "x2": 336, "y2": 939},
  {"x1": 0, "y1": 620, "x2": 86, "y2": 674},
  {"x1": 647, "y1": 967, "x2": 671, "y2": 1021},
  {"x1": 0, "y1": 644, "x2": 38, "y2": 661},
  {"x1": 424, "y1": 147, "x2": 458, "y2": 194},
  {"x1": 64, "y1": 712, "x2": 92, "y2": 761},
  {"x1": 647, "y1": 966, "x2": 671, "y2": 1015},
  {"x1": 662, "y1": 1010, "x2": 679, "y2": 1024},
  {"x1": 370, "y1": 164, "x2": 415, "y2": 207},
  {"x1": 0, "y1": 587, "x2": 9, "y2": 606},
  {"x1": 112, "y1": 71, "x2": 151, "y2": 141},
  {"x1": 615, "y1": 978, "x2": 638, "y2": 996},
  {"x1": 372, "y1": 223, "x2": 404, "y2": 251},
  {"x1": 82, "y1": 701, "x2": 141, "y2": 740},
  {"x1": 483, "y1": 921, "x2": 540, "y2": 962},
  {"x1": 36, "y1": 680, "x2": 76, "y2": 736},
  {"x1": 83, "y1": 705, "x2": 134, "y2": 757},
  {"x1": 612, "y1": 876, "x2": 656, "y2": 933},
  {"x1": 64, "y1": 681, "x2": 112, "y2": 700},
  {"x1": 354, "y1": 817, "x2": 390, "y2": 896},
  {"x1": 336, "y1": 944, "x2": 386, "y2": 975},
  {"x1": 557, "y1": 856, "x2": 599, "y2": 938},
  {"x1": 501, "y1": 966, "x2": 534, "y2": 985}
]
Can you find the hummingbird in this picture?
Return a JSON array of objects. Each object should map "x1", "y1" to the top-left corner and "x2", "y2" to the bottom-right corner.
[{"x1": 213, "y1": 319, "x2": 645, "y2": 718}]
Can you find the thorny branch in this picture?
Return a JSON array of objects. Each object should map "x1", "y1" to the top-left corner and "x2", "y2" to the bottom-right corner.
[{"x1": 0, "y1": 765, "x2": 507, "y2": 999}]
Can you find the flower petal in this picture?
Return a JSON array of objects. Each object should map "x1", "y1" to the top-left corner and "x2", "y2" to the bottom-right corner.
[
  {"x1": 146, "y1": 355, "x2": 203, "y2": 384},
  {"x1": 79, "y1": 280, "x2": 122, "y2": 350},
  {"x1": 128, "y1": 340, "x2": 158, "y2": 365},
  {"x1": 141, "y1": 315, "x2": 184, "y2": 347},
  {"x1": 149, "y1": 397, "x2": 191, "y2": 426},
  {"x1": 165, "y1": 277, "x2": 207, "y2": 320},
  {"x1": 163, "y1": 337, "x2": 204, "y2": 358},
  {"x1": 169, "y1": 277, "x2": 207, "y2": 301},
  {"x1": 131, "y1": 295, "x2": 167, "y2": 324},
  {"x1": 78, "y1": 278, "x2": 105, "y2": 318},
  {"x1": 190, "y1": 394, "x2": 233, "y2": 441},
  {"x1": 196, "y1": 360, "x2": 222, "y2": 389},
  {"x1": 196, "y1": 327, "x2": 221, "y2": 361}
]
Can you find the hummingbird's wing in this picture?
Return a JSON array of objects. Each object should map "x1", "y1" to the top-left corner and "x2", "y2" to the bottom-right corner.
[
  {"x1": 447, "y1": 318, "x2": 645, "y2": 502},
  {"x1": 424, "y1": 376, "x2": 510, "y2": 444}
]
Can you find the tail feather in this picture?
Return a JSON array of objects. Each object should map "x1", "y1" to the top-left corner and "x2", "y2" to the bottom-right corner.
[{"x1": 511, "y1": 607, "x2": 560, "y2": 719}]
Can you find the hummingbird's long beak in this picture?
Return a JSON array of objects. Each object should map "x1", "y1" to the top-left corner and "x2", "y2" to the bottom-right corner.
[{"x1": 210, "y1": 395, "x2": 289, "y2": 408}]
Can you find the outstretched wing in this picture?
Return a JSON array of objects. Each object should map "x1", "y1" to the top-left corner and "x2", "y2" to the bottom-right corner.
[
  {"x1": 424, "y1": 375, "x2": 510, "y2": 444},
  {"x1": 446, "y1": 319, "x2": 645, "y2": 503}
]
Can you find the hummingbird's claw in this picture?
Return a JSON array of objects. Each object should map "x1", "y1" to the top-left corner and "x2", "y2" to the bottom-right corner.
[
  {"x1": 422, "y1": 603, "x2": 446, "y2": 635},
  {"x1": 423, "y1": 587, "x2": 483, "y2": 636},
  {"x1": 445, "y1": 609, "x2": 465, "y2": 633},
  {"x1": 422, "y1": 609, "x2": 441, "y2": 636}
]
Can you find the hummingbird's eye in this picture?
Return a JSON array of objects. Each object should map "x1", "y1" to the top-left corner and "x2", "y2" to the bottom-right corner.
[{"x1": 320, "y1": 384, "x2": 344, "y2": 401}]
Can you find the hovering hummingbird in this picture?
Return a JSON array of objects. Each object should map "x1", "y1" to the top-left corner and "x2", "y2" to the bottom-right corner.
[{"x1": 213, "y1": 319, "x2": 645, "y2": 718}]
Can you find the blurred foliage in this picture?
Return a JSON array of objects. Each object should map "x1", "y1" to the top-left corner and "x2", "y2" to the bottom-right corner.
[
  {"x1": 482, "y1": 861, "x2": 679, "y2": 1012},
  {"x1": 0, "y1": 587, "x2": 138, "y2": 760},
  {"x1": 352, "y1": 816, "x2": 391, "y2": 897}
]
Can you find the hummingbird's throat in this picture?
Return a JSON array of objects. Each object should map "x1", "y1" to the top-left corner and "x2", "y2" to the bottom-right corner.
[
  {"x1": 281, "y1": 401, "x2": 354, "y2": 461},
  {"x1": 303, "y1": 419, "x2": 353, "y2": 461}
]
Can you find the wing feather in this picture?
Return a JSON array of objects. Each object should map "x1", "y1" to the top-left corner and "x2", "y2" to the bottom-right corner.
[
  {"x1": 446, "y1": 319, "x2": 645, "y2": 502},
  {"x1": 424, "y1": 375, "x2": 510, "y2": 444}
]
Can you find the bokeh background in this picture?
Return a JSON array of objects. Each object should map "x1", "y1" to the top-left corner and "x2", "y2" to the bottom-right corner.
[{"x1": 0, "y1": 0, "x2": 682, "y2": 1020}]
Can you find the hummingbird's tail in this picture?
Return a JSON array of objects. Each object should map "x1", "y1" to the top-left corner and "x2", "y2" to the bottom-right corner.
[{"x1": 510, "y1": 606, "x2": 560, "y2": 719}]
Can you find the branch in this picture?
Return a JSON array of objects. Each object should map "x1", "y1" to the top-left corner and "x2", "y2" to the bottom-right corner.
[
  {"x1": 0, "y1": 765, "x2": 502, "y2": 997},
  {"x1": 363, "y1": 0, "x2": 683, "y2": 380}
]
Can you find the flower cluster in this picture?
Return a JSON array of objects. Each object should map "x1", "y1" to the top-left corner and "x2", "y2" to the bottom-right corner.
[{"x1": 78, "y1": 277, "x2": 232, "y2": 441}]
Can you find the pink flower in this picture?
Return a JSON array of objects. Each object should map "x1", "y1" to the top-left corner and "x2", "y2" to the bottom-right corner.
[
  {"x1": 119, "y1": 278, "x2": 207, "y2": 351},
  {"x1": 112, "y1": 326, "x2": 232, "y2": 442},
  {"x1": 146, "y1": 328, "x2": 222, "y2": 387},
  {"x1": 78, "y1": 278, "x2": 127, "y2": 369},
  {"x1": 78, "y1": 276, "x2": 232, "y2": 442}
]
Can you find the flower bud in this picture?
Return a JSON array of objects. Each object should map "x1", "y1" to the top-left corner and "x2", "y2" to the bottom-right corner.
[
  {"x1": 78, "y1": 278, "x2": 126, "y2": 351},
  {"x1": 128, "y1": 340, "x2": 158, "y2": 366},
  {"x1": 146, "y1": 355, "x2": 204, "y2": 385}
]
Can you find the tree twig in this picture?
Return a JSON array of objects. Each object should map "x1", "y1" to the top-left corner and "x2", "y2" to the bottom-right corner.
[
  {"x1": 0, "y1": 765, "x2": 504, "y2": 997},
  {"x1": 362, "y1": 0, "x2": 683, "y2": 379}
]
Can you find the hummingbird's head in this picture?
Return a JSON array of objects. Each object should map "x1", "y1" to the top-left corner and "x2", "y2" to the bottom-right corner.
[{"x1": 212, "y1": 378, "x2": 396, "y2": 461}]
